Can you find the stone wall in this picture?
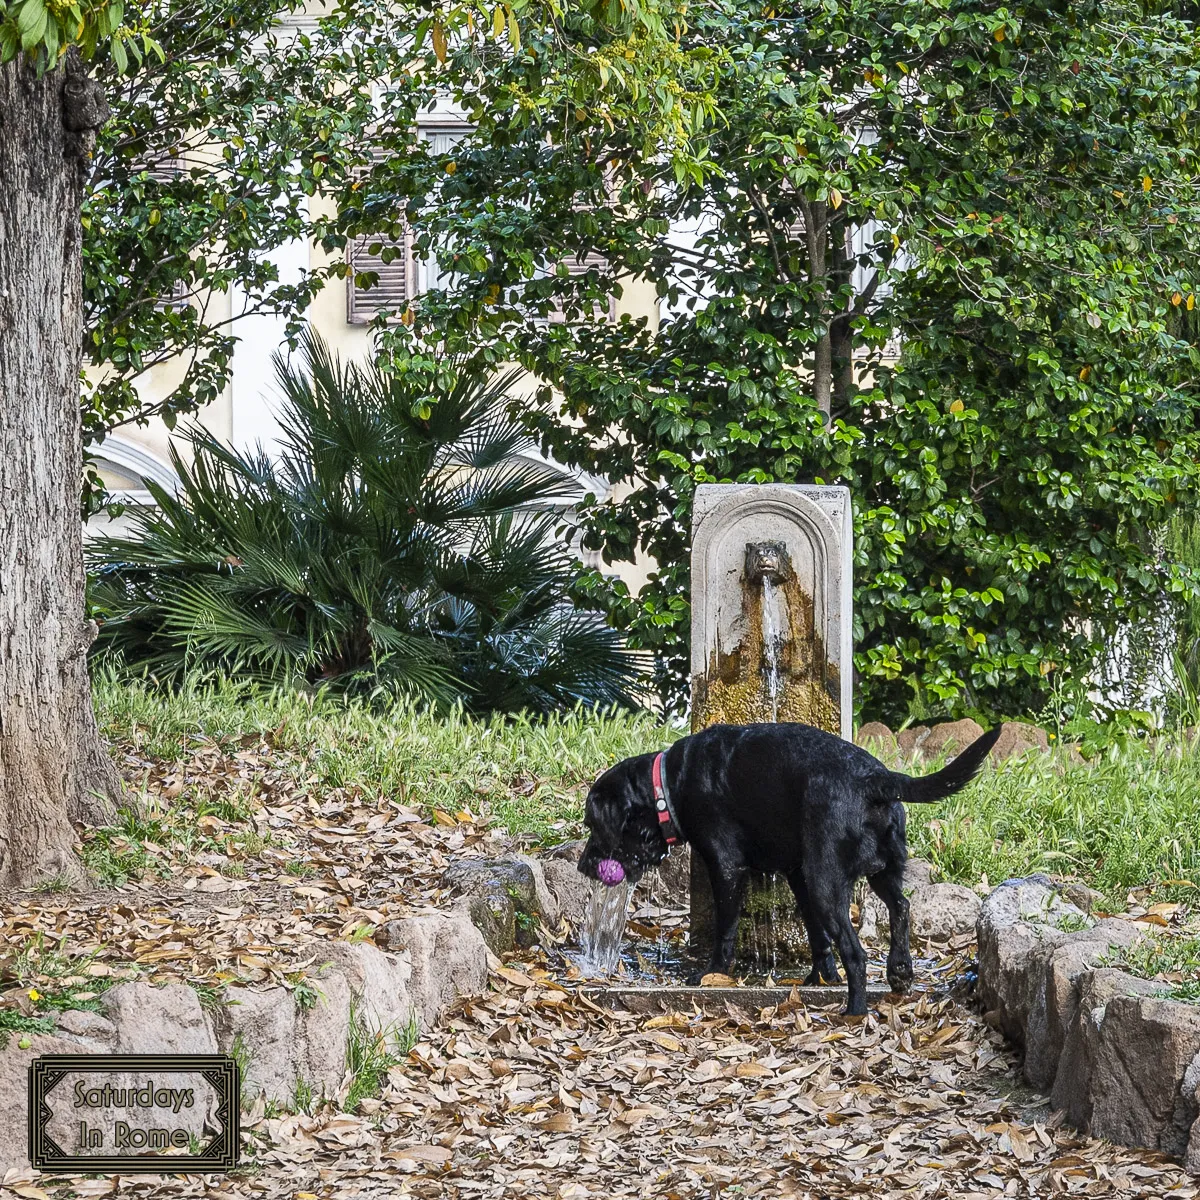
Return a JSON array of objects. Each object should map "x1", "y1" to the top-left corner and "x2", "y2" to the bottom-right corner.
[
  {"x1": 0, "y1": 851, "x2": 597, "y2": 1175},
  {"x1": 977, "y1": 874, "x2": 1200, "y2": 1172}
]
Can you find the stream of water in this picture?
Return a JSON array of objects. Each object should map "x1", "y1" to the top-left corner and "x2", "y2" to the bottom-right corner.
[
  {"x1": 760, "y1": 577, "x2": 786, "y2": 722},
  {"x1": 576, "y1": 879, "x2": 634, "y2": 975}
]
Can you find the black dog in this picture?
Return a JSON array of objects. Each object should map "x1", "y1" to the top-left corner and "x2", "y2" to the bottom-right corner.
[{"x1": 579, "y1": 721, "x2": 1000, "y2": 1014}]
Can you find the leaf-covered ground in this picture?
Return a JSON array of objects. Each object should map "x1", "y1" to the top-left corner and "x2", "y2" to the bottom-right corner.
[
  {"x1": 3, "y1": 680, "x2": 1200, "y2": 1196},
  {"x1": 7, "y1": 975, "x2": 1196, "y2": 1199}
]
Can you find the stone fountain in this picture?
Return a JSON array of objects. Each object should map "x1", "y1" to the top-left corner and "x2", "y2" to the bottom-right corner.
[{"x1": 687, "y1": 483, "x2": 853, "y2": 975}]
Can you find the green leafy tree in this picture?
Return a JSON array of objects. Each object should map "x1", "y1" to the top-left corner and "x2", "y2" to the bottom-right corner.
[
  {"x1": 0, "y1": 0, "x2": 711, "y2": 886},
  {"x1": 352, "y1": 0, "x2": 1200, "y2": 720},
  {"x1": 82, "y1": 0, "x2": 718, "y2": 482},
  {"x1": 89, "y1": 332, "x2": 642, "y2": 712}
]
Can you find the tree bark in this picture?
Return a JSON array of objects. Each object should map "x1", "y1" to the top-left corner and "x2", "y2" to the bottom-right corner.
[
  {"x1": 801, "y1": 199, "x2": 832, "y2": 421},
  {"x1": 0, "y1": 51, "x2": 120, "y2": 889},
  {"x1": 829, "y1": 216, "x2": 856, "y2": 415}
]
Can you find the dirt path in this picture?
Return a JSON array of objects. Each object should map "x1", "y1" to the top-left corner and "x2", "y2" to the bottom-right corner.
[{"x1": 14, "y1": 975, "x2": 1195, "y2": 1200}]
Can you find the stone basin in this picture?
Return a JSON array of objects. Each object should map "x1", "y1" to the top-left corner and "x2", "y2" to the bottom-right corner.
[{"x1": 595, "y1": 983, "x2": 895, "y2": 1015}]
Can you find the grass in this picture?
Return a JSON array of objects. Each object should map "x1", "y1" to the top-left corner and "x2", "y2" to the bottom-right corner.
[
  {"x1": 95, "y1": 669, "x2": 680, "y2": 845},
  {"x1": 1102, "y1": 934, "x2": 1200, "y2": 1002},
  {"x1": 344, "y1": 1003, "x2": 420, "y2": 1113},
  {"x1": 908, "y1": 743, "x2": 1200, "y2": 909}
]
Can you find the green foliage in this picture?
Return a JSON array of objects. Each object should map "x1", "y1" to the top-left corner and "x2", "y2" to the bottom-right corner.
[
  {"x1": 910, "y1": 743, "x2": 1200, "y2": 908},
  {"x1": 0, "y1": 0, "x2": 156, "y2": 70},
  {"x1": 88, "y1": 332, "x2": 642, "y2": 713},
  {"x1": 344, "y1": 1003, "x2": 418, "y2": 1113},
  {"x1": 59, "y1": 0, "x2": 716, "y2": 487},
  {"x1": 94, "y1": 670, "x2": 678, "y2": 842},
  {"x1": 1166, "y1": 508, "x2": 1200, "y2": 702},
  {"x1": 355, "y1": 0, "x2": 1200, "y2": 720}
]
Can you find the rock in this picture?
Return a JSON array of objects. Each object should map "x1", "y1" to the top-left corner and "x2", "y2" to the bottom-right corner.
[
  {"x1": 53, "y1": 1008, "x2": 116, "y2": 1047},
  {"x1": 0, "y1": 1034, "x2": 88, "y2": 1175},
  {"x1": 376, "y1": 909, "x2": 488, "y2": 1028},
  {"x1": 512, "y1": 853, "x2": 561, "y2": 927},
  {"x1": 1050, "y1": 969, "x2": 1170, "y2": 1131},
  {"x1": 1061, "y1": 881, "x2": 1105, "y2": 913},
  {"x1": 546, "y1": 839, "x2": 586, "y2": 863},
  {"x1": 855, "y1": 722, "x2": 896, "y2": 753},
  {"x1": 296, "y1": 969, "x2": 353, "y2": 1100},
  {"x1": 460, "y1": 887, "x2": 516, "y2": 954},
  {"x1": 896, "y1": 725, "x2": 931, "y2": 759},
  {"x1": 442, "y1": 858, "x2": 543, "y2": 949},
  {"x1": 1088, "y1": 995, "x2": 1200, "y2": 1158},
  {"x1": 857, "y1": 890, "x2": 887, "y2": 942},
  {"x1": 320, "y1": 941, "x2": 413, "y2": 1032},
  {"x1": 215, "y1": 986, "x2": 301, "y2": 1102},
  {"x1": 102, "y1": 982, "x2": 218, "y2": 1053},
  {"x1": 903, "y1": 859, "x2": 937, "y2": 890},
  {"x1": 541, "y1": 858, "x2": 591, "y2": 927},
  {"x1": 991, "y1": 721, "x2": 1050, "y2": 763},
  {"x1": 976, "y1": 875, "x2": 1089, "y2": 1046},
  {"x1": 1023, "y1": 919, "x2": 1145, "y2": 1091},
  {"x1": 443, "y1": 858, "x2": 540, "y2": 914},
  {"x1": 921, "y1": 719, "x2": 985, "y2": 760},
  {"x1": 909, "y1": 883, "x2": 980, "y2": 941},
  {"x1": 1184, "y1": 1051, "x2": 1200, "y2": 1175}
]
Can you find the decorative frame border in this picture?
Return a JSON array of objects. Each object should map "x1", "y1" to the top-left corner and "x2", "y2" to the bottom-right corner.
[{"x1": 29, "y1": 1054, "x2": 239, "y2": 1173}]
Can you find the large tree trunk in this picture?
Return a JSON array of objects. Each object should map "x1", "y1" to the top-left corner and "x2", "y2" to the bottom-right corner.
[{"x1": 0, "y1": 51, "x2": 119, "y2": 889}]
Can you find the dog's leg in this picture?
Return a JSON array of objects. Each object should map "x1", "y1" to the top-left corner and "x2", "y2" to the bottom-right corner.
[
  {"x1": 788, "y1": 871, "x2": 840, "y2": 985},
  {"x1": 868, "y1": 867, "x2": 913, "y2": 994},
  {"x1": 708, "y1": 863, "x2": 748, "y2": 977},
  {"x1": 811, "y1": 880, "x2": 868, "y2": 1015}
]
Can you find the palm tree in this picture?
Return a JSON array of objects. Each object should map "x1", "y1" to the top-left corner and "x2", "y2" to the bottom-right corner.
[{"x1": 89, "y1": 331, "x2": 641, "y2": 713}]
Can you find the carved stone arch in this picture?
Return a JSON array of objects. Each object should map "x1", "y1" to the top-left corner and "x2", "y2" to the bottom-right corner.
[{"x1": 690, "y1": 484, "x2": 853, "y2": 739}]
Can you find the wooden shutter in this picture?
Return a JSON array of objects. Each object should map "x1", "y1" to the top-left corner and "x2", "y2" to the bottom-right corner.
[
  {"x1": 346, "y1": 228, "x2": 413, "y2": 324},
  {"x1": 547, "y1": 252, "x2": 614, "y2": 324}
]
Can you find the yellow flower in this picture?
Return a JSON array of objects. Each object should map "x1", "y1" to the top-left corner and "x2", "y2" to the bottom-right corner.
[{"x1": 28, "y1": 988, "x2": 41, "y2": 1001}]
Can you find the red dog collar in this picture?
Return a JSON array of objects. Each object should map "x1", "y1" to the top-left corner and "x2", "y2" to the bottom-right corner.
[{"x1": 652, "y1": 751, "x2": 682, "y2": 845}]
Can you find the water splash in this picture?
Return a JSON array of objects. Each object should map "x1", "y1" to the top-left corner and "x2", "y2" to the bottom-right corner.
[
  {"x1": 576, "y1": 879, "x2": 633, "y2": 975},
  {"x1": 760, "y1": 577, "x2": 787, "y2": 721}
]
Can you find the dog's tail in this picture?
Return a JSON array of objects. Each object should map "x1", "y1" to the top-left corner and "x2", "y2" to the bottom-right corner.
[{"x1": 887, "y1": 727, "x2": 1002, "y2": 805}]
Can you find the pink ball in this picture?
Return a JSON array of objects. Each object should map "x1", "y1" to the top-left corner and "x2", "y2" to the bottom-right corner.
[{"x1": 596, "y1": 858, "x2": 625, "y2": 887}]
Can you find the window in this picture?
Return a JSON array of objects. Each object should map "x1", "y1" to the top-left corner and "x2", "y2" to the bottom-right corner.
[{"x1": 345, "y1": 120, "x2": 468, "y2": 324}]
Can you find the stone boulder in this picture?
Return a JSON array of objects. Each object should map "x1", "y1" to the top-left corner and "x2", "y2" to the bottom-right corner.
[
  {"x1": 1022, "y1": 919, "x2": 1144, "y2": 1090},
  {"x1": 441, "y1": 858, "x2": 544, "y2": 951},
  {"x1": 53, "y1": 1008, "x2": 116, "y2": 1049},
  {"x1": 545, "y1": 839, "x2": 586, "y2": 863},
  {"x1": 541, "y1": 857, "x2": 591, "y2": 927},
  {"x1": 976, "y1": 875, "x2": 1089, "y2": 1046},
  {"x1": 855, "y1": 722, "x2": 896, "y2": 755},
  {"x1": 376, "y1": 909, "x2": 489, "y2": 1028},
  {"x1": 214, "y1": 985, "x2": 304, "y2": 1103},
  {"x1": 904, "y1": 858, "x2": 937, "y2": 890},
  {"x1": 921, "y1": 719, "x2": 985, "y2": 761},
  {"x1": 0, "y1": 1033, "x2": 90, "y2": 1175},
  {"x1": 909, "y1": 883, "x2": 981, "y2": 942},
  {"x1": 102, "y1": 982, "x2": 218, "y2": 1053},
  {"x1": 1088, "y1": 995, "x2": 1200, "y2": 1158},
  {"x1": 896, "y1": 725, "x2": 931, "y2": 759},
  {"x1": 1050, "y1": 968, "x2": 1170, "y2": 1130},
  {"x1": 856, "y1": 859, "x2": 937, "y2": 942},
  {"x1": 991, "y1": 721, "x2": 1050, "y2": 763}
]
